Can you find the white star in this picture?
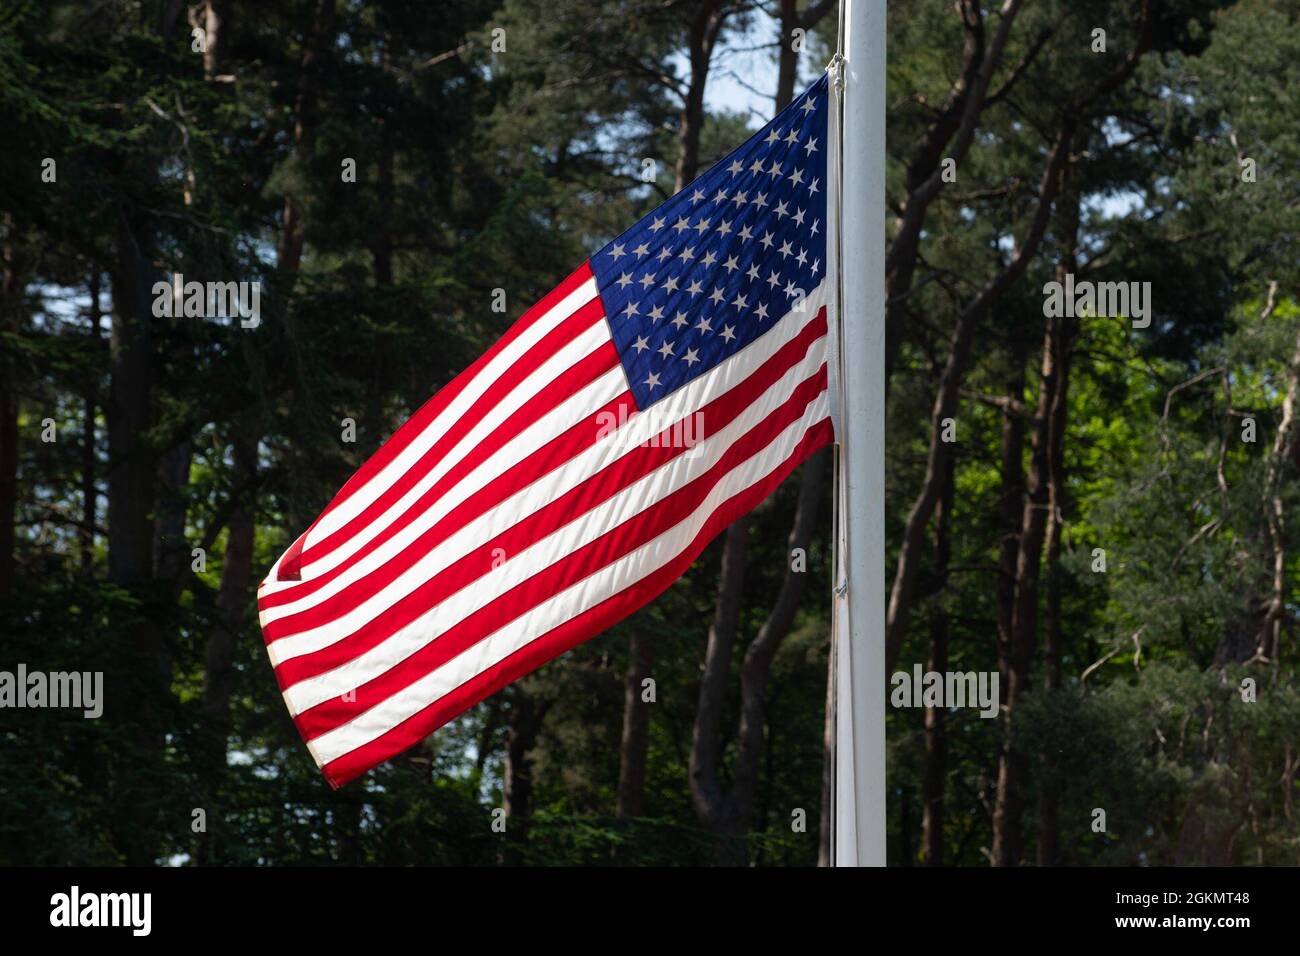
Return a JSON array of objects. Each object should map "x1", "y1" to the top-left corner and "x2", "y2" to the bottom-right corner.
[
  {"x1": 759, "y1": 231, "x2": 775, "y2": 250},
  {"x1": 731, "y1": 191, "x2": 748, "y2": 206},
  {"x1": 746, "y1": 263, "x2": 760, "y2": 282},
  {"x1": 638, "y1": 272, "x2": 655, "y2": 289},
  {"x1": 768, "y1": 159, "x2": 783, "y2": 177},
  {"x1": 722, "y1": 255, "x2": 739, "y2": 273},
  {"x1": 658, "y1": 340, "x2": 675, "y2": 359},
  {"x1": 784, "y1": 280, "x2": 798, "y2": 297},
  {"x1": 739, "y1": 225, "x2": 753, "y2": 241},
  {"x1": 804, "y1": 136, "x2": 818, "y2": 155},
  {"x1": 779, "y1": 240, "x2": 793, "y2": 258},
  {"x1": 696, "y1": 316, "x2": 712, "y2": 334},
  {"x1": 717, "y1": 219, "x2": 732, "y2": 236},
  {"x1": 749, "y1": 157, "x2": 766, "y2": 174},
  {"x1": 609, "y1": 242, "x2": 627, "y2": 261},
  {"x1": 752, "y1": 192, "x2": 768, "y2": 208},
  {"x1": 767, "y1": 270, "x2": 781, "y2": 289},
  {"x1": 649, "y1": 216, "x2": 665, "y2": 232},
  {"x1": 616, "y1": 272, "x2": 633, "y2": 289},
  {"x1": 657, "y1": 247, "x2": 673, "y2": 262},
  {"x1": 809, "y1": 177, "x2": 820, "y2": 196},
  {"x1": 731, "y1": 292, "x2": 748, "y2": 311},
  {"x1": 811, "y1": 218, "x2": 820, "y2": 236},
  {"x1": 755, "y1": 302, "x2": 769, "y2": 320},
  {"x1": 682, "y1": 348, "x2": 701, "y2": 367},
  {"x1": 691, "y1": 188, "x2": 705, "y2": 203},
  {"x1": 632, "y1": 335, "x2": 650, "y2": 352},
  {"x1": 764, "y1": 129, "x2": 781, "y2": 146},
  {"x1": 800, "y1": 98, "x2": 816, "y2": 115},
  {"x1": 720, "y1": 324, "x2": 736, "y2": 343},
  {"x1": 693, "y1": 218, "x2": 710, "y2": 235},
  {"x1": 788, "y1": 167, "x2": 804, "y2": 186},
  {"x1": 709, "y1": 287, "x2": 726, "y2": 305},
  {"x1": 784, "y1": 128, "x2": 799, "y2": 145},
  {"x1": 672, "y1": 312, "x2": 690, "y2": 329},
  {"x1": 623, "y1": 300, "x2": 640, "y2": 318},
  {"x1": 633, "y1": 242, "x2": 649, "y2": 256},
  {"x1": 793, "y1": 207, "x2": 806, "y2": 226},
  {"x1": 774, "y1": 200, "x2": 789, "y2": 219},
  {"x1": 648, "y1": 304, "x2": 665, "y2": 320},
  {"x1": 811, "y1": 258, "x2": 821, "y2": 276},
  {"x1": 685, "y1": 279, "x2": 703, "y2": 296},
  {"x1": 796, "y1": 247, "x2": 808, "y2": 267},
  {"x1": 663, "y1": 275, "x2": 679, "y2": 294},
  {"x1": 674, "y1": 217, "x2": 690, "y2": 233},
  {"x1": 701, "y1": 250, "x2": 717, "y2": 268},
  {"x1": 679, "y1": 245, "x2": 696, "y2": 260},
  {"x1": 645, "y1": 372, "x2": 662, "y2": 389},
  {"x1": 714, "y1": 188, "x2": 729, "y2": 203},
  {"x1": 727, "y1": 159, "x2": 744, "y2": 175}
]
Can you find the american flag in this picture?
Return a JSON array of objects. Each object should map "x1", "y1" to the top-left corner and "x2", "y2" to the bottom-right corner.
[{"x1": 257, "y1": 74, "x2": 834, "y2": 787}]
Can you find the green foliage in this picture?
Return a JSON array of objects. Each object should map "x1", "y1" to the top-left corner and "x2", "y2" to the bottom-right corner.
[{"x1": 2, "y1": 0, "x2": 1297, "y2": 868}]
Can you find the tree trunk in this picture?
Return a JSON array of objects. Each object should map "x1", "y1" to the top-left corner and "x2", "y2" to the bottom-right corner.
[
  {"x1": 995, "y1": 357, "x2": 1026, "y2": 686},
  {"x1": 1256, "y1": 287, "x2": 1300, "y2": 665},
  {"x1": 196, "y1": 423, "x2": 257, "y2": 865},
  {"x1": 0, "y1": 217, "x2": 21, "y2": 599},
  {"x1": 732, "y1": 448, "x2": 828, "y2": 827},
  {"x1": 615, "y1": 631, "x2": 655, "y2": 819},
  {"x1": 1035, "y1": 182, "x2": 1079, "y2": 868},
  {"x1": 198, "y1": 0, "x2": 229, "y2": 80},
  {"x1": 689, "y1": 515, "x2": 751, "y2": 831},
  {"x1": 885, "y1": 1, "x2": 1031, "y2": 390},
  {"x1": 775, "y1": 0, "x2": 800, "y2": 113},
  {"x1": 80, "y1": 270, "x2": 102, "y2": 578},
  {"x1": 921, "y1": 455, "x2": 955, "y2": 865},
  {"x1": 673, "y1": 1, "x2": 726, "y2": 193},
  {"x1": 817, "y1": 631, "x2": 835, "y2": 866},
  {"x1": 502, "y1": 688, "x2": 547, "y2": 864},
  {"x1": 107, "y1": 205, "x2": 165, "y2": 865},
  {"x1": 153, "y1": 440, "x2": 192, "y2": 592},
  {"x1": 690, "y1": 448, "x2": 828, "y2": 863},
  {"x1": 990, "y1": 184, "x2": 1077, "y2": 864},
  {"x1": 886, "y1": 125, "x2": 1072, "y2": 676},
  {"x1": 278, "y1": 0, "x2": 337, "y2": 276}
]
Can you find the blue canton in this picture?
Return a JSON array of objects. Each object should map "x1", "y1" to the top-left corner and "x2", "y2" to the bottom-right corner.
[{"x1": 593, "y1": 74, "x2": 829, "y2": 409}]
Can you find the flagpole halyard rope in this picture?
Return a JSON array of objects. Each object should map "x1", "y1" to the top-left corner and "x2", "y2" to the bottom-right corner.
[{"x1": 825, "y1": 3, "x2": 848, "y2": 865}]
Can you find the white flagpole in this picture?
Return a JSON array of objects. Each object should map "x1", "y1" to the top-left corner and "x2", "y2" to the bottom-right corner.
[{"x1": 833, "y1": 0, "x2": 886, "y2": 867}]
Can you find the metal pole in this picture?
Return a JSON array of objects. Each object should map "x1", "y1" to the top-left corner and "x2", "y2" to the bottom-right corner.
[{"x1": 834, "y1": 0, "x2": 887, "y2": 868}]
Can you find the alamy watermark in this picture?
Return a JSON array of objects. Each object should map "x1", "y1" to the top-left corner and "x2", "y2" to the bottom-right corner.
[
  {"x1": 152, "y1": 272, "x2": 260, "y2": 328},
  {"x1": 50, "y1": 886, "x2": 150, "y2": 936},
  {"x1": 890, "y1": 665, "x2": 999, "y2": 718},
  {"x1": 1042, "y1": 272, "x2": 1151, "y2": 329},
  {"x1": 0, "y1": 664, "x2": 103, "y2": 718},
  {"x1": 596, "y1": 407, "x2": 706, "y2": 457}
]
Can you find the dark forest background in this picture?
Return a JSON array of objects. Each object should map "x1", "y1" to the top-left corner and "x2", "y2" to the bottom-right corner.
[{"x1": 1, "y1": 0, "x2": 1297, "y2": 866}]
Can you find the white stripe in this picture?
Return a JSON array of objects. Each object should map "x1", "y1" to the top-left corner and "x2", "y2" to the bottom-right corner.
[
  {"x1": 307, "y1": 391, "x2": 830, "y2": 767},
  {"x1": 266, "y1": 281, "x2": 826, "y2": 660},
  {"x1": 259, "y1": 365, "x2": 626, "y2": 627},
  {"x1": 263, "y1": 283, "x2": 825, "y2": 630},
  {"x1": 298, "y1": 277, "x2": 599, "y2": 554},
  {"x1": 262, "y1": 314, "x2": 609, "y2": 593},
  {"x1": 279, "y1": 329, "x2": 827, "y2": 713}
]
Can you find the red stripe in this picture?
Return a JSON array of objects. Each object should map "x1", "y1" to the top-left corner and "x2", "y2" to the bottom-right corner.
[
  {"x1": 261, "y1": 387, "x2": 634, "y2": 647},
  {"x1": 291, "y1": 364, "x2": 827, "y2": 741},
  {"x1": 318, "y1": 417, "x2": 833, "y2": 787},
  {"x1": 265, "y1": 311, "x2": 826, "y2": 650},
  {"x1": 265, "y1": 311, "x2": 827, "y2": 668},
  {"x1": 259, "y1": 340, "x2": 619, "y2": 618},
  {"x1": 287, "y1": 294, "x2": 606, "y2": 577}
]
